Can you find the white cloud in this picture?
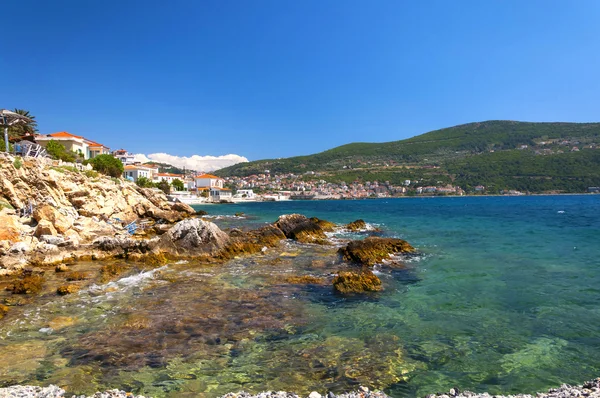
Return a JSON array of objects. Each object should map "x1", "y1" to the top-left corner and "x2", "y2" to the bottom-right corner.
[{"x1": 133, "y1": 153, "x2": 248, "y2": 172}]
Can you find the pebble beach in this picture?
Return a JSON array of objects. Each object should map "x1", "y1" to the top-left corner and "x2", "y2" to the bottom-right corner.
[{"x1": 2, "y1": 379, "x2": 600, "y2": 398}]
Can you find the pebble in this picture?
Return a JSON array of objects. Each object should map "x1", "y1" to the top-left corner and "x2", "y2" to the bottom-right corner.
[{"x1": 2, "y1": 380, "x2": 600, "y2": 398}]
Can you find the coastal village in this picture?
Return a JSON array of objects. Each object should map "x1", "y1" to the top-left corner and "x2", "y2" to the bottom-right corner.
[
  {"x1": 11, "y1": 129, "x2": 472, "y2": 202},
  {"x1": 8, "y1": 128, "x2": 600, "y2": 202}
]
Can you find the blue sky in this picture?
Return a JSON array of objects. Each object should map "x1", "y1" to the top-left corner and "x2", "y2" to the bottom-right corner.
[{"x1": 2, "y1": 0, "x2": 600, "y2": 166}]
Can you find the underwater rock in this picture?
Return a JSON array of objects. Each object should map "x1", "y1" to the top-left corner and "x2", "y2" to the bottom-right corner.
[
  {"x1": 345, "y1": 219, "x2": 367, "y2": 231},
  {"x1": 65, "y1": 271, "x2": 88, "y2": 281},
  {"x1": 55, "y1": 264, "x2": 69, "y2": 272},
  {"x1": 275, "y1": 214, "x2": 329, "y2": 244},
  {"x1": 282, "y1": 275, "x2": 326, "y2": 284},
  {"x1": 57, "y1": 284, "x2": 80, "y2": 295},
  {"x1": 11, "y1": 274, "x2": 44, "y2": 294},
  {"x1": 338, "y1": 237, "x2": 416, "y2": 266},
  {"x1": 332, "y1": 270, "x2": 382, "y2": 294}
]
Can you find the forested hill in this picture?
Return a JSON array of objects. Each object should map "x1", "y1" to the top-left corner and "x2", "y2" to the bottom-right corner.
[
  {"x1": 216, "y1": 121, "x2": 600, "y2": 177},
  {"x1": 215, "y1": 120, "x2": 600, "y2": 194}
]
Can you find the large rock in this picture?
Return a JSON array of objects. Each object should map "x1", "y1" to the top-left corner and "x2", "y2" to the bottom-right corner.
[
  {"x1": 158, "y1": 218, "x2": 229, "y2": 256},
  {"x1": 332, "y1": 270, "x2": 382, "y2": 294},
  {"x1": 35, "y1": 220, "x2": 57, "y2": 237},
  {"x1": 0, "y1": 211, "x2": 23, "y2": 243},
  {"x1": 33, "y1": 204, "x2": 72, "y2": 234},
  {"x1": 338, "y1": 237, "x2": 416, "y2": 267},
  {"x1": 274, "y1": 214, "x2": 329, "y2": 244}
]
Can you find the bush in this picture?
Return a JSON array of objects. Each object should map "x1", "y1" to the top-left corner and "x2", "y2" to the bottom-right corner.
[
  {"x1": 156, "y1": 179, "x2": 171, "y2": 194},
  {"x1": 136, "y1": 176, "x2": 154, "y2": 188},
  {"x1": 84, "y1": 170, "x2": 99, "y2": 178},
  {"x1": 13, "y1": 157, "x2": 22, "y2": 169},
  {"x1": 172, "y1": 178, "x2": 185, "y2": 191},
  {"x1": 46, "y1": 140, "x2": 76, "y2": 162},
  {"x1": 89, "y1": 154, "x2": 124, "y2": 178}
]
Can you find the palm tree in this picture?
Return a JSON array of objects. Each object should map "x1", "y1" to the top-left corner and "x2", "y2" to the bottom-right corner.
[{"x1": 8, "y1": 109, "x2": 38, "y2": 141}]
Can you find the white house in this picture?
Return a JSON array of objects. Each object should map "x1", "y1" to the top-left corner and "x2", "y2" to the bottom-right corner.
[
  {"x1": 35, "y1": 131, "x2": 110, "y2": 160},
  {"x1": 209, "y1": 187, "x2": 232, "y2": 202},
  {"x1": 194, "y1": 173, "x2": 224, "y2": 189},
  {"x1": 153, "y1": 172, "x2": 185, "y2": 185},
  {"x1": 123, "y1": 165, "x2": 155, "y2": 182},
  {"x1": 112, "y1": 149, "x2": 136, "y2": 165}
]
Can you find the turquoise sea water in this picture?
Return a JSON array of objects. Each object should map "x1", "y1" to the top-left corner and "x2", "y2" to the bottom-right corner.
[
  {"x1": 203, "y1": 195, "x2": 600, "y2": 396},
  {"x1": 1, "y1": 195, "x2": 599, "y2": 397}
]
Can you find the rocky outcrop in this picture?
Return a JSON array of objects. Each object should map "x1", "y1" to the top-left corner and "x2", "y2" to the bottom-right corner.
[
  {"x1": 275, "y1": 214, "x2": 330, "y2": 244},
  {"x1": 0, "y1": 154, "x2": 196, "y2": 273},
  {"x1": 157, "y1": 218, "x2": 230, "y2": 257},
  {"x1": 345, "y1": 219, "x2": 367, "y2": 231},
  {"x1": 338, "y1": 237, "x2": 416, "y2": 266},
  {"x1": 332, "y1": 270, "x2": 382, "y2": 293}
]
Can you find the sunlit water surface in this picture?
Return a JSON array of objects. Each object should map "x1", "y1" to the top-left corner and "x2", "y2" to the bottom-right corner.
[{"x1": 1, "y1": 196, "x2": 599, "y2": 397}]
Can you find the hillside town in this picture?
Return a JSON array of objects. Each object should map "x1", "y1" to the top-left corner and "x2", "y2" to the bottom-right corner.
[{"x1": 4, "y1": 121, "x2": 599, "y2": 202}]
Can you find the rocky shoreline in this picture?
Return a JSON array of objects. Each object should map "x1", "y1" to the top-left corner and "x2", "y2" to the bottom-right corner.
[{"x1": 2, "y1": 378, "x2": 600, "y2": 398}]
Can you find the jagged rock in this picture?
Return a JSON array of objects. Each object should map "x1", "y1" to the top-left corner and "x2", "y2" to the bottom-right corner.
[
  {"x1": 170, "y1": 201, "x2": 196, "y2": 215},
  {"x1": 93, "y1": 236, "x2": 157, "y2": 254},
  {"x1": 35, "y1": 221, "x2": 58, "y2": 237},
  {"x1": 0, "y1": 211, "x2": 23, "y2": 243},
  {"x1": 332, "y1": 270, "x2": 382, "y2": 294},
  {"x1": 338, "y1": 237, "x2": 416, "y2": 266},
  {"x1": 158, "y1": 218, "x2": 229, "y2": 256},
  {"x1": 9, "y1": 241, "x2": 31, "y2": 254},
  {"x1": 310, "y1": 217, "x2": 337, "y2": 232},
  {"x1": 33, "y1": 204, "x2": 72, "y2": 234},
  {"x1": 274, "y1": 214, "x2": 329, "y2": 244},
  {"x1": 39, "y1": 235, "x2": 66, "y2": 246},
  {"x1": 346, "y1": 219, "x2": 367, "y2": 231}
]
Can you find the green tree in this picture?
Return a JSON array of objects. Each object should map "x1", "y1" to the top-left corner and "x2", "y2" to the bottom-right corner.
[
  {"x1": 8, "y1": 109, "x2": 38, "y2": 141},
  {"x1": 89, "y1": 154, "x2": 124, "y2": 178},
  {"x1": 135, "y1": 176, "x2": 154, "y2": 188},
  {"x1": 172, "y1": 178, "x2": 185, "y2": 191},
  {"x1": 46, "y1": 140, "x2": 76, "y2": 162},
  {"x1": 156, "y1": 179, "x2": 171, "y2": 194}
]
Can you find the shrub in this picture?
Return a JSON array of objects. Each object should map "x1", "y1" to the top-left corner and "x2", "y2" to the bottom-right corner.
[
  {"x1": 46, "y1": 140, "x2": 76, "y2": 162},
  {"x1": 84, "y1": 170, "x2": 99, "y2": 178},
  {"x1": 172, "y1": 178, "x2": 185, "y2": 191},
  {"x1": 89, "y1": 154, "x2": 124, "y2": 178},
  {"x1": 156, "y1": 179, "x2": 171, "y2": 194},
  {"x1": 136, "y1": 176, "x2": 154, "y2": 188},
  {"x1": 13, "y1": 157, "x2": 22, "y2": 169}
]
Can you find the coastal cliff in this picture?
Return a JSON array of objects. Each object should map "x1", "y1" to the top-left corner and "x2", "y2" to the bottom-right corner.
[{"x1": 0, "y1": 154, "x2": 195, "y2": 273}]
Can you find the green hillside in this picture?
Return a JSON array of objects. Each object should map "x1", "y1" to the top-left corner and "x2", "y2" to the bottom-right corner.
[{"x1": 215, "y1": 120, "x2": 600, "y2": 193}]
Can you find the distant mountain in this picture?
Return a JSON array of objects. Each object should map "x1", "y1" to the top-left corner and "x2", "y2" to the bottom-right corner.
[{"x1": 215, "y1": 121, "x2": 600, "y2": 194}]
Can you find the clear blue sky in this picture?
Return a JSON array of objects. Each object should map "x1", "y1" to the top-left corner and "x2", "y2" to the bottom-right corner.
[{"x1": 2, "y1": 0, "x2": 599, "y2": 161}]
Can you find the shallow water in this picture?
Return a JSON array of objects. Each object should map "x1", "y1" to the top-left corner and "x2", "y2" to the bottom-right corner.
[{"x1": 1, "y1": 196, "x2": 599, "y2": 397}]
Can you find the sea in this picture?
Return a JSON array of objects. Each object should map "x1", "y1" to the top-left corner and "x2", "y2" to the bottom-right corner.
[{"x1": 1, "y1": 195, "x2": 599, "y2": 397}]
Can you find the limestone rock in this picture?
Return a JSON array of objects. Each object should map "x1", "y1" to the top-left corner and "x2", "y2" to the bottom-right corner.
[
  {"x1": 0, "y1": 211, "x2": 24, "y2": 243},
  {"x1": 33, "y1": 204, "x2": 72, "y2": 234},
  {"x1": 35, "y1": 220, "x2": 58, "y2": 237},
  {"x1": 158, "y1": 218, "x2": 229, "y2": 256}
]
